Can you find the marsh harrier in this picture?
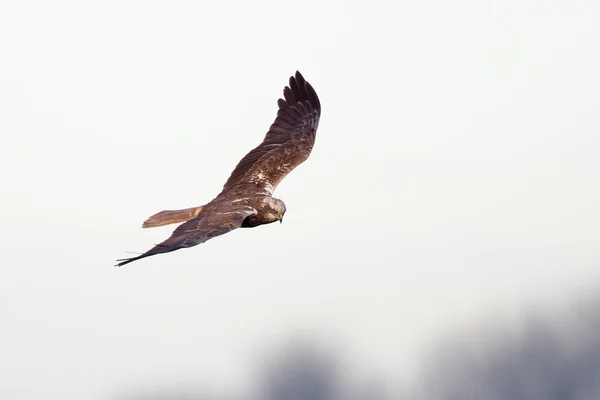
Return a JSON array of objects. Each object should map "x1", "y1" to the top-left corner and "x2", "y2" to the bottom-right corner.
[{"x1": 116, "y1": 71, "x2": 321, "y2": 266}]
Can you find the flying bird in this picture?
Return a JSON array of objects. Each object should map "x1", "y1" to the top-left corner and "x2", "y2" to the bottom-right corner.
[{"x1": 116, "y1": 71, "x2": 321, "y2": 266}]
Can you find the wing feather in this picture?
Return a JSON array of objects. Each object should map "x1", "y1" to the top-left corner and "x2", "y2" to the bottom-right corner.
[
  {"x1": 221, "y1": 71, "x2": 321, "y2": 194},
  {"x1": 115, "y1": 206, "x2": 256, "y2": 267}
]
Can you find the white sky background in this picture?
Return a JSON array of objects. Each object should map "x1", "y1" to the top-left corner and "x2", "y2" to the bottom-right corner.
[{"x1": 1, "y1": 0, "x2": 599, "y2": 398}]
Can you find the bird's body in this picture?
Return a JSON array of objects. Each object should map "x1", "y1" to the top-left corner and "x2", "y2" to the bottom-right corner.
[{"x1": 116, "y1": 71, "x2": 320, "y2": 266}]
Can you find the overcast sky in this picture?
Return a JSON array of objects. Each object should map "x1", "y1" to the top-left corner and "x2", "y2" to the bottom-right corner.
[{"x1": 1, "y1": 0, "x2": 599, "y2": 399}]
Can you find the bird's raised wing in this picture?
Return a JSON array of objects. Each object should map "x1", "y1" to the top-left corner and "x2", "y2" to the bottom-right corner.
[
  {"x1": 115, "y1": 205, "x2": 256, "y2": 267},
  {"x1": 221, "y1": 71, "x2": 321, "y2": 195}
]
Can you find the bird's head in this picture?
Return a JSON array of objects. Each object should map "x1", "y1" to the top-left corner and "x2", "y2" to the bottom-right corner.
[{"x1": 263, "y1": 197, "x2": 286, "y2": 223}]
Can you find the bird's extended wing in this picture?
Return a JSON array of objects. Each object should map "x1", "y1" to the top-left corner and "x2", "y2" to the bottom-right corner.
[
  {"x1": 115, "y1": 206, "x2": 256, "y2": 267},
  {"x1": 221, "y1": 71, "x2": 321, "y2": 195}
]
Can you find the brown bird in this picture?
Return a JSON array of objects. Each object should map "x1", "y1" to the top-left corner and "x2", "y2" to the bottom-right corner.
[{"x1": 116, "y1": 71, "x2": 321, "y2": 266}]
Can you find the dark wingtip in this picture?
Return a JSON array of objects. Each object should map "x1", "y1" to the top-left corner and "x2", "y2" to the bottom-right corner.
[
  {"x1": 115, "y1": 242, "x2": 180, "y2": 267},
  {"x1": 293, "y1": 70, "x2": 306, "y2": 88},
  {"x1": 114, "y1": 258, "x2": 133, "y2": 267},
  {"x1": 115, "y1": 254, "x2": 143, "y2": 267},
  {"x1": 281, "y1": 71, "x2": 320, "y2": 114}
]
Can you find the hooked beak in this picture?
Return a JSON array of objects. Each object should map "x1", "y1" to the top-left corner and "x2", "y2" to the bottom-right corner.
[{"x1": 279, "y1": 216, "x2": 283, "y2": 224}]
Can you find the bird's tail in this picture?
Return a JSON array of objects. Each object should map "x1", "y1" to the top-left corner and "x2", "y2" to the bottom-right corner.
[{"x1": 142, "y1": 205, "x2": 204, "y2": 228}]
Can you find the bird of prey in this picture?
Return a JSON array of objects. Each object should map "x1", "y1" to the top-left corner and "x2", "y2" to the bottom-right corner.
[{"x1": 116, "y1": 71, "x2": 321, "y2": 266}]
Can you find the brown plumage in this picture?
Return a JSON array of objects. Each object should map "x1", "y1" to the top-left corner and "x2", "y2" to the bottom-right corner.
[{"x1": 116, "y1": 71, "x2": 321, "y2": 267}]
